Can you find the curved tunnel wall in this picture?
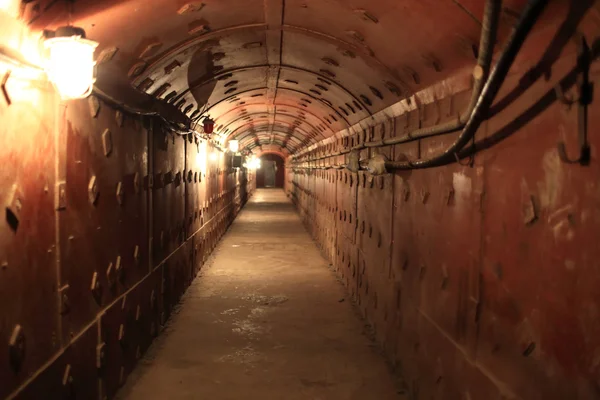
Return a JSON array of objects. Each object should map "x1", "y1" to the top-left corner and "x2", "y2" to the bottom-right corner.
[{"x1": 1, "y1": 0, "x2": 600, "y2": 399}]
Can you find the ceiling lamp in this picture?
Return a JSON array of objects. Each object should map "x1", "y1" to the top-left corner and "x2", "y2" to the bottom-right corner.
[
  {"x1": 229, "y1": 140, "x2": 239, "y2": 153},
  {"x1": 44, "y1": 26, "x2": 98, "y2": 99},
  {"x1": 203, "y1": 116, "x2": 215, "y2": 135}
]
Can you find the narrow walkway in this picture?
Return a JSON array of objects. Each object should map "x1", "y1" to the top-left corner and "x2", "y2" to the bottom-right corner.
[{"x1": 118, "y1": 189, "x2": 400, "y2": 400}]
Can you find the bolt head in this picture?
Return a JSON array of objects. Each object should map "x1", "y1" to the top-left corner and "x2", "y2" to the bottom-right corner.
[
  {"x1": 9, "y1": 324, "x2": 25, "y2": 370},
  {"x1": 106, "y1": 263, "x2": 116, "y2": 288},
  {"x1": 62, "y1": 364, "x2": 72, "y2": 386},
  {"x1": 102, "y1": 129, "x2": 113, "y2": 158},
  {"x1": 89, "y1": 96, "x2": 100, "y2": 118},
  {"x1": 116, "y1": 182, "x2": 124, "y2": 205},
  {"x1": 133, "y1": 245, "x2": 140, "y2": 265},
  {"x1": 115, "y1": 110, "x2": 124, "y2": 127},
  {"x1": 88, "y1": 176, "x2": 99, "y2": 205},
  {"x1": 90, "y1": 271, "x2": 100, "y2": 291},
  {"x1": 115, "y1": 256, "x2": 124, "y2": 281},
  {"x1": 118, "y1": 324, "x2": 125, "y2": 343}
]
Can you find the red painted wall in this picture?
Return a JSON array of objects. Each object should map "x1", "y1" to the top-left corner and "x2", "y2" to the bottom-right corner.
[
  {"x1": 288, "y1": 16, "x2": 600, "y2": 399},
  {"x1": 0, "y1": 89, "x2": 255, "y2": 399}
]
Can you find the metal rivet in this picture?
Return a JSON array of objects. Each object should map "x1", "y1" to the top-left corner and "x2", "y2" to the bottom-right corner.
[
  {"x1": 116, "y1": 182, "x2": 124, "y2": 205},
  {"x1": 8, "y1": 324, "x2": 25, "y2": 371},
  {"x1": 97, "y1": 47, "x2": 119, "y2": 65},
  {"x1": 133, "y1": 245, "x2": 140, "y2": 265},
  {"x1": 6, "y1": 184, "x2": 23, "y2": 232},
  {"x1": 89, "y1": 95, "x2": 100, "y2": 118},
  {"x1": 88, "y1": 176, "x2": 99, "y2": 205},
  {"x1": 62, "y1": 364, "x2": 74, "y2": 394},
  {"x1": 102, "y1": 129, "x2": 112, "y2": 157},
  {"x1": 106, "y1": 262, "x2": 116, "y2": 289},
  {"x1": 115, "y1": 110, "x2": 124, "y2": 127},
  {"x1": 115, "y1": 255, "x2": 124, "y2": 282},
  {"x1": 118, "y1": 324, "x2": 125, "y2": 346}
]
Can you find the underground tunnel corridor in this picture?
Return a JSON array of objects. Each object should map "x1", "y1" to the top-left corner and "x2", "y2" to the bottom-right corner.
[
  {"x1": 116, "y1": 189, "x2": 400, "y2": 400},
  {"x1": 2, "y1": 0, "x2": 600, "y2": 399}
]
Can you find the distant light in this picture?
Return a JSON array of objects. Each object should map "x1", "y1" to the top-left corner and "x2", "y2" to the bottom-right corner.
[
  {"x1": 195, "y1": 144, "x2": 207, "y2": 173},
  {"x1": 0, "y1": 0, "x2": 17, "y2": 14},
  {"x1": 44, "y1": 27, "x2": 98, "y2": 99},
  {"x1": 209, "y1": 152, "x2": 218, "y2": 161},
  {"x1": 229, "y1": 140, "x2": 239, "y2": 153},
  {"x1": 246, "y1": 156, "x2": 261, "y2": 169}
]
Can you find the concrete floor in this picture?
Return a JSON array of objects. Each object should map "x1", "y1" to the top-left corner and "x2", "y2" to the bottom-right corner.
[{"x1": 117, "y1": 189, "x2": 402, "y2": 400}]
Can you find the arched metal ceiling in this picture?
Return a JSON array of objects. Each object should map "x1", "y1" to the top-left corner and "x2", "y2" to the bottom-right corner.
[{"x1": 24, "y1": 0, "x2": 547, "y2": 156}]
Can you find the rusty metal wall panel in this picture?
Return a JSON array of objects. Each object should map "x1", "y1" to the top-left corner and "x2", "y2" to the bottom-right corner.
[
  {"x1": 356, "y1": 173, "x2": 394, "y2": 347},
  {"x1": 335, "y1": 169, "x2": 357, "y2": 243},
  {"x1": 334, "y1": 231, "x2": 356, "y2": 298},
  {"x1": 185, "y1": 136, "x2": 205, "y2": 238},
  {"x1": 134, "y1": 266, "x2": 162, "y2": 357},
  {"x1": 162, "y1": 241, "x2": 194, "y2": 322},
  {"x1": 0, "y1": 89, "x2": 59, "y2": 399},
  {"x1": 474, "y1": 64, "x2": 600, "y2": 400},
  {"x1": 2, "y1": 102, "x2": 252, "y2": 399},
  {"x1": 100, "y1": 293, "x2": 135, "y2": 399},
  {"x1": 152, "y1": 128, "x2": 186, "y2": 266},
  {"x1": 59, "y1": 97, "x2": 149, "y2": 342},
  {"x1": 405, "y1": 133, "x2": 482, "y2": 350},
  {"x1": 98, "y1": 266, "x2": 164, "y2": 399},
  {"x1": 290, "y1": 35, "x2": 600, "y2": 398},
  {"x1": 14, "y1": 325, "x2": 99, "y2": 400}
]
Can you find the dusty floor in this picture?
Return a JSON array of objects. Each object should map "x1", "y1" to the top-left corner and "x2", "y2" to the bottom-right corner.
[{"x1": 117, "y1": 189, "x2": 402, "y2": 400}]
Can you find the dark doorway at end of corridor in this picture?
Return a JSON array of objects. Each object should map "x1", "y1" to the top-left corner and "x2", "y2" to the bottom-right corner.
[{"x1": 256, "y1": 153, "x2": 285, "y2": 188}]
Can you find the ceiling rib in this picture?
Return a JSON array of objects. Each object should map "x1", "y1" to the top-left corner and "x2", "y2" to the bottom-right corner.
[
  {"x1": 264, "y1": 0, "x2": 285, "y2": 146},
  {"x1": 185, "y1": 64, "x2": 373, "y2": 115},
  {"x1": 227, "y1": 119, "x2": 321, "y2": 143},
  {"x1": 219, "y1": 104, "x2": 333, "y2": 136},
  {"x1": 205, "y1": 87, "x2": 351, "y2": 126}
]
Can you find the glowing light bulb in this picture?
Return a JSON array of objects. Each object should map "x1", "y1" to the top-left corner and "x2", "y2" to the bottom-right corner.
[
  {"x1": 45, "y1": 29, "x2": 98, "y2": 99},
  {"x1": 0, "y1": 0, "x2": 18, "y2": 14},
  {"x1": 229, "y1": 140, "x2": 239, "y2": 153},
  {"x1": 246, "y1": 156, "x2": 261, "y2": 169},
  {"x1": 196, "y1": 148, "x2": 206, "y2": 168}
]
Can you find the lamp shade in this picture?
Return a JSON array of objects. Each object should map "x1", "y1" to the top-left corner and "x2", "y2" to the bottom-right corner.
[
  {"x1": 203, "y1": 117, "x2": 215, "y2": 134},
  {"x1": 45, "y1": 28, "x2": 98, "y2": 99}
]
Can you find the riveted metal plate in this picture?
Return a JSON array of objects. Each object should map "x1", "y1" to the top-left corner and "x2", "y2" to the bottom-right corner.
[
  {"x1": 0, "y1": 89, "x2": 59, "y2": 399},
  {"x1": 59, "y1": 97, "x2": 149, "y2": 342},
  {"x1": 153, "y1": 125, "x2": 185, "y2": 266}
]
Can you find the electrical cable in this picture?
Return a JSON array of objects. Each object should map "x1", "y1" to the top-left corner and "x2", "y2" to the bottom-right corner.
[
  {"x1": 387, "y1": 0, "x2": 549, "y2": 170},
  {"x1": 290, "y1": 0, "x2": 502, "y2": 164}
]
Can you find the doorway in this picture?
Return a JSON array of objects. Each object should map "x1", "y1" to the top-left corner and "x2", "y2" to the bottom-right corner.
[
  {"x1": 256, "y1": 153, "x2": 285, "y2": 188},
  {"x1": 263, "y1": 160, "x2": 277, "y2": 187}
]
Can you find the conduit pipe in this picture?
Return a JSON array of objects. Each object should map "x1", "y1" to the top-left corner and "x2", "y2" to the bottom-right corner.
[
  {"x1": 291, "y1": 0, "x2": 500, "y2": 165},
  {"x1": 386, "y1": 0, "x2": 549, "y2": 170}
]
